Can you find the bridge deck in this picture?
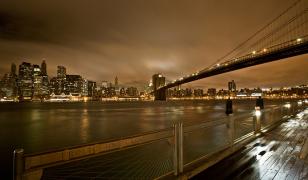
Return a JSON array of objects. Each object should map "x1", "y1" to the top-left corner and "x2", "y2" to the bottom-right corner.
[{"x1": 193, "y1": 110, "x2": 308, "y2": 180}]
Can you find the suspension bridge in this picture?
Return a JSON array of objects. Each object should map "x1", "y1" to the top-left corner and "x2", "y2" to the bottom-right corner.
[{"x1": 154, "y1": 0, "x2": 308, "y2": 100}]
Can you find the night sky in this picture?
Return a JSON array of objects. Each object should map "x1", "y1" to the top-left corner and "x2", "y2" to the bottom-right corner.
[{"x1": 0, "y1": 0, "x2": 307, "y2": 89}]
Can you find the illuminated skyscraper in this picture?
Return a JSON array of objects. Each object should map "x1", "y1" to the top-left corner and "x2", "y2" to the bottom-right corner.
[
  {"x1": 56, "y1": 66, "x2": 66, "y2": 94},
  {"x1": 65, "y1": 75, "x2": 83, "y2": 94},
  {"x1": 32, "y1": 64, "x2": 43, "y2": 99},
  {"x1": 18, "y1": 62, "x2": 33, "y2": 101}
]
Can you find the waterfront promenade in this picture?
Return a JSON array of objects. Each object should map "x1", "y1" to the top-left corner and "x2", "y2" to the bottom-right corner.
[{"x1": 35, "y1": 105, "x2": 307, "y2": 179}]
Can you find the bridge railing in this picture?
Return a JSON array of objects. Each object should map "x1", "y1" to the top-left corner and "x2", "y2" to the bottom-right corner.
[{"x1": 13, "y1": 100, "x2": 306, "y2": 179}]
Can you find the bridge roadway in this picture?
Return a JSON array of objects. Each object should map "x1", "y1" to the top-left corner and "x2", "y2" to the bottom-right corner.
[{"x1": 40, "y1": 106, "x2": 308, "y2": 179}]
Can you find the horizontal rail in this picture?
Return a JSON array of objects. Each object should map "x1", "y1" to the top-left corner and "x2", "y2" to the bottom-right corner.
[{"x1": 24, "y1": 128, "x2": 174, "y2": 171}]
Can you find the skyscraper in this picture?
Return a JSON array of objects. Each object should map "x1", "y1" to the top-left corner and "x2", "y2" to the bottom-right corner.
[
  {"x1": 11, "y1": 63, "x2": 17, "y2": 77},
  {"x1": 88, "y1": 81, "x2": 96, "y2": 97},
  {"x1": 114, "y1": 76, "x2": 119, "y2": 89},
  {"x1": 228, "y1": 80, "x2": 236, "y2": 92},
  {"x1": 57, "y1": 66, "x2": 66, "y2": 79},
  {"x1": 41, "y1": 60, "x2": 49, "y2": 97},
  {"x1": 18, "y1": 62, "x2": 33, "y2": 101},
  {"x1": 9, "y1": 63, "x2": 17, "y2": 97},
  {"x1": 56, "y1": 66, "x2": 66, "y2": 94},
  {"x1": 41, "y1": 60, "x2": 47, "y2": 76},
  {"x1": 32, "y1": 64, "x2": 43, "y2": 99},
  {"x1": 65, "y1": 75, "x2": 83, "y2": 94}
]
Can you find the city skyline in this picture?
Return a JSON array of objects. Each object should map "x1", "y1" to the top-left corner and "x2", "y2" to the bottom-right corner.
[{"x1": 0, "y1": 0, "x2": 307, "y2": 89}]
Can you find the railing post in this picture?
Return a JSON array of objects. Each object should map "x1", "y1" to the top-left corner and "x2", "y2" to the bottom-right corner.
[
  {"x1": 173, "y1": 122, "x2": 179, "y2": 176},
  {"x1": 178, "y1": 120, "x2": 183, "y2": 173},
  {"x1": 173, "y1": 120, "x2": 183, "y2": 176},
  {"x1": 227, "y1": 114, "x2": 235, "y2": 146},
  {"x1": 13, "y1": 148, "x2": 24, "y2": 180},
  {"x1": 254, "y1": 107, "x2": 261, "y2": 135}
]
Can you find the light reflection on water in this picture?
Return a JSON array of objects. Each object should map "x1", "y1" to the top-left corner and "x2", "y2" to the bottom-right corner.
[{"x1": 80, "y1": 109, "x2": 89, "y2": 142}]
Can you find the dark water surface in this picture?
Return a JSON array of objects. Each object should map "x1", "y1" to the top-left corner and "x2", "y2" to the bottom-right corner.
[{"x1": 0, "y1": 99, "x2": 291, "y2": 178}]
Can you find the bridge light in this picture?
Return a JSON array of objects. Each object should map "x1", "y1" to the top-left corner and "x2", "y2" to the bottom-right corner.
[
  {"x1": 252, "y1": 51, "x2": 256, "y2": 55},
  {"x1": 263, "y1": 48, "x2": 267, "y2": 52},
  {"x1": 217, "y1": 63, "x2": 220, "y2": 67},
  {"x1": 296, "y1": 38, "x2": 302, "y2": 42}
]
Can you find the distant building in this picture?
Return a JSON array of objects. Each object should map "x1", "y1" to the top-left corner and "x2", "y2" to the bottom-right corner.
[
  {"x1": 57, "y1": 66, "x2": 66, "y2": 79},
  {"x1": 185, "y1": 88, "x2": 193, "y2": 97},
  {"x1": 228, "y1": 80, "x2": 236, "y2": 92},
  {"x1": 119, "y1": 87, "x2": 126, "y2": 97},
  {"x1": 101, "y1": 81, "x2": 108, "y2": 88},
  {"x1": 114, "y1": 76, "x2": 119, "y2": 89},
  {"x1": 152, "y1": 74, "x2": 165, "y2": 91},
  {"x1": 207, "y1": 88, "x2": 216, "y2": 97},
  {"x1": 82, "y1": 79, "x2": 88, "y2": 96},
  {"x1": 18, "y1": 62, "x2": 33, "y2": 101},
  {"x1": 32, "y1": 64, "x2": 43, "y2": 99},
  {"x1": 87, "y1": 81, "x2": 96, "y2": 97},
  {"x1": 41, "y1": 60, "x2": 49, "y2": 97},
  {"x1": 0, "y1": 73, "x2": 14, "y2": 98},
  {"x1": 49, "y1": 77, "x2": 58, "y2": 94},
  {"x1": 193, "y1": 89, "x2": 204, "y2": 97},
  {"x1": 126, "y1": 87, "x2": 139, "y2": 97},
  {"x1": 56, "y1": 66, "x2": 66, "y2": 94},
  {"x1": 107, "y1": 82, "x2": 113, "y2": 88},
  {"x1": 65, "y1": 75, "x2": 83, "y2": 94}
]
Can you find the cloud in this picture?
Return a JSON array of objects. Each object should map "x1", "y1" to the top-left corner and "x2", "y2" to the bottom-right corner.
[{"x1": 0, "y1": 0, "x2": 306, "y2": 89}]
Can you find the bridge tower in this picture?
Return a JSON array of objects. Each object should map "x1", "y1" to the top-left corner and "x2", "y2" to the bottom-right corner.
[
  {"x1": 152, "y1": 74, "x2": 167, "y2": 101},
  {"x1": 154, "y1": 89, "x2": 166, "y2": 101}
]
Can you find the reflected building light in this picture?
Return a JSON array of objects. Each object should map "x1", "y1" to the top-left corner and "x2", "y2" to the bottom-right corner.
[
  {"x1": 255, "y1": 106, "x2": 261, "y2": 116},
  {"x1": 284, "y1": 103, "x2": 291, "y2": 108}
]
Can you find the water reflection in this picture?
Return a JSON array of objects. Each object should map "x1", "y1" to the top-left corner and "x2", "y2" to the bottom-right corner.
[{"x1": 80, "y1": 109, "x2": 89, "y2": 142}]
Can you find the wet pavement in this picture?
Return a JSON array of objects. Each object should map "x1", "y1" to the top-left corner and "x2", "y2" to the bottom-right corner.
[{"x1": 194, "y1": 109, "x2": 308, "y2": 180}]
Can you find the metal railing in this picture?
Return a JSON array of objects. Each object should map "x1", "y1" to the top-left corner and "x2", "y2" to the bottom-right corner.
[{"x1": 13, "y1": 100, "x2": 306, "y2": 179}]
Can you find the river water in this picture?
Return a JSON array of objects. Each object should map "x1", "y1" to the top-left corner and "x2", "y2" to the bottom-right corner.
[{"x1": 0, "y1": 99, "x2": 300, "y2": 178}]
